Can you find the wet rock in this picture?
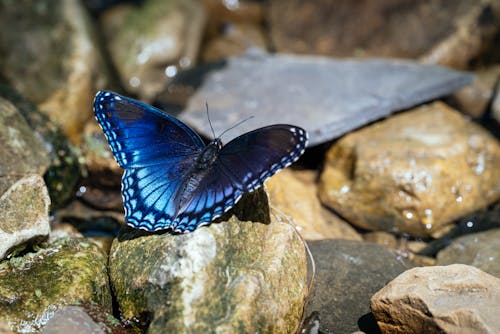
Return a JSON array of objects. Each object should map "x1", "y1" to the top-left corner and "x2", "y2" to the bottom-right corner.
[
  {"x1": 0, "y1": 0, "x2": 111, "y2": 141},
  {"x1": 41, "y1": 303, "x2": 125, "y2": 334},
  {"x1": 449, "y1": 65, "x2": 500, "y2": 118},
  {"x1": 371, "y1": 264, "x2": 500, "y2": 334},
  {"x1": 266, "y1": 169, "x2": 361, "y2": 241},
  {"x1": 319, "y1": 102, "x2": 500, "y2": 237},
  {"x1": 0, "y1": 237, "x2": 112, "y2": 333},
  {"x1": 0, "y1": 85, "x2": 82, "y2": 208},
  {"x1": 0, "y1": 175, "x2": 51, "y2": 260},
  {"x1": 100, "y1": 0, "x2": 206, "y2": 100},
  {"x1": 268, "y1": 0, "x2": 499, "y2": 69},
  {"x1": 304, "y1": 239, "x2": 411, "y2": 334},
  {"x1": 436, "y1": 229, "x2": 500, "y2": 278},
  {"x1": 202, "y1": 0, "x2": 266, "y2": 62},
  {"x1": 176, "y1": 52, "x2": 472, "y2": 146},
  {"x1": 0, "y1": 96, "x2": 51, "y2": 260},
  {"x1": 109, "y1": 210, "x2": 307, "y2": 333}
]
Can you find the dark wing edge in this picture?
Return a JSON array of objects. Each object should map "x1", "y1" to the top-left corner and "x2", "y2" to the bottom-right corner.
[
  {"x1": 173, "y1": 124, "x2": 308, "y2": 232},
  {"x1": 93, "y1": 90, "x2": 205, "y2": 168}
]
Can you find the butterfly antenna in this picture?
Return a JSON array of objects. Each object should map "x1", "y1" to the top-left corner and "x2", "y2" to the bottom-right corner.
[
  {"x1": 218, "y1": 115, "x2": 254, "y2": 139},
  {"x1": 206, "y1": 101, "x2": 216, "y2": 140}
]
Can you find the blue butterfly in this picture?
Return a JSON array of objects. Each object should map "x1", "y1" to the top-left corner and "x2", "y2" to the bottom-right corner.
[{"x1": 93, "y1": 91, "x2": 308, "y2": 233}]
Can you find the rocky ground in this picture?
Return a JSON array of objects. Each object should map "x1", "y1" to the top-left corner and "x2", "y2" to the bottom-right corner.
[{"x1": 0, "y1": 1, "x2": 499, "y2": 333}]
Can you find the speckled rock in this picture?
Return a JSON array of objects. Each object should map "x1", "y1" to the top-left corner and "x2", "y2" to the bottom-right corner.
[
  {"x1": 101, "y1": 0, "x2": 206, "y2": 100},
  {"x1": 319, "y1": 102, "x2": 500, "y2": 237},
  {"x1": 0, "y1": 175, "x2": 51, "y2": 260},
  {"x1": 109, "y1": 213, "x2": 307, "y2": 333},
  {"x1": 437, "y1": 228, "x2": 500, "y2": 278},
  {"x1": 268, "y1": 0, "x2": 499, "y2": 69},
  {"x1": 0, "y1": 96, "x2": 51, "y2": 260},
  {"x1": 266, "y1": 169, "x2": 361, "y2": 241},
  {"x1": 371, "y1": 264, "x2": 500, "y2": 334},
  {"x1": 304, "y1": 239, "x2": 411, "y2": 334},
  {"x1": 0, "y1": 0, "x2": 111, "y2": 141},
  {"x1": 0, "y1": 237, "x2": 112, "y2": 333}
]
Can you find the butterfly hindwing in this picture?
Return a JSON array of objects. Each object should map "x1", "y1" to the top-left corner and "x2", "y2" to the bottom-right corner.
[{"x1": 176, "y1": 125, "x2": 308, "y2": 231}]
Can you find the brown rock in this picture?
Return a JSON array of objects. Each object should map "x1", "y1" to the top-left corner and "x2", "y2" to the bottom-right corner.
[
  {"x1": 0, "y1": 0, "x2": 111, "y2": 142},
  {"x1": 371, "y1": 264, "x2": 500, "y2": 334},
  {"x1": 363, "y1": 231, "x2": 398, "y2": 249},
  {"x1": 449, "y1": 65, "x2": 500, "y2": 118},
  {"x1": 319, "y1": 102, "x2": 500, "y2": 237},
  {"x1": 268, "y1": 0, "x2": 499, "y2": 68},
  {"x1": 266, "y1": 169, "x2": 361, "y2": 241},
  {"x1": 100, "y1": 0, "x2": 206, "y2": 100}
]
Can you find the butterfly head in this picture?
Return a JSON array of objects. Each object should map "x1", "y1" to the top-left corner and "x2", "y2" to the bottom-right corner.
[{"x1": 196, "y1": 138, "x2": 222, "y2": 169}]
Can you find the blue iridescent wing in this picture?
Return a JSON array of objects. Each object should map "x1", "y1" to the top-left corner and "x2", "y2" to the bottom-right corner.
[
  {"x1": 93, "y1": 91, "x2": 205, "y2": 231},
  {"x1": 174, "y1": 125, "x2": 308, "y2": 232}
]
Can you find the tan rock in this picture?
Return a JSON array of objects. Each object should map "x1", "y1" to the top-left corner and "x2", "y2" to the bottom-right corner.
[
  {"x1": 267, "y1": 169, "x2": 361, "y2": 241},
  {"x1": 371, "y1": 264, "x2": 500, "y2": 334},
  {"x1": 449, "y1": 65, "x2": 500, "y2": 118},
  {"x1": 319, "y1": 102, "x2": 500, "y2": 237},
  {"x1": 363, "y1": 231, "x2": 398, "y2": 249}
]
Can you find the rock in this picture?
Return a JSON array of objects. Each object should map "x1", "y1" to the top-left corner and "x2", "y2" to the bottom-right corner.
[
  {"x1": 304, "y1": 239, "x2": 411, "y2": 334},
  {"x1": 41, "y1": 303, "x2": 125, "y2": 334},
  {"x1": 363, "y1": 231, "x2": 398, "y2": 249},
  {"x1": 100, "y1": 0, "x2": 206, "y2": 100},
  {"x1": 0, "y1": 0, "x2": 111, "y2": 141},
  {"x1": 319, "y1": 102, "x2": 500, "y2": 237},
  {"x1": 437, "y1": 229, "x2": 500, "y2": 278},
  {"x1": 0, "y1": 237, "x2": 112, "y2": 333},
  {"x1": 176, "y1": 52, "x2": 472, "y2": 146},
  {"x1": 493, "y1": 82, "x2": 500, "y2": 124},
  {"x1": 0, "y1": 175, "x2": 51, "y2": 260},
  {"x1": 202, "y1": 0, "x2": 266, "y2": 62},
  {"x1": 0, "y1": 96, "x2": 51, "y2": 260},
  {"x1": 109, "y1": 212, "x2": 307, "y2": 333},
  {"x1": 0, "y1": 84, "x2": 82, "y2": 208},
  {"x1": 268, "y1": 0, "x2": 499, "y2": 69},
  {"x1": 266, "y1": 169, "x2": 361, "y2": 241},
  {"x1": 449, "y1": 65, "x2": 500, "y2": 118},
  {"x1": 371, "y1": 264, "x2": 500, "y2": 334}
]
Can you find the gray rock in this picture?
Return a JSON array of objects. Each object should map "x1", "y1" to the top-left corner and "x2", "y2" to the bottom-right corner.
[
  {"x1": 109, "y1": 190, "x2": 307, "y2": 333},
  {"x1": 371, "y1": 264, "x2": 500, "y2": 334},
  {"x1": 0, "y1": 97, "x2": 51, "y2": 260},
  {"x1": 178, "y1": 52, "x2": 472, "y2": 146},
  {"x1": 437, "y1": 229, "x2": 500, "y2": 278},
  {"x1": 0, "y1": 237, "x2": 112, "y2": 333},
  {"x1": 0, "y1": 0, "x2": 111, "y2": 141},
  {"x1": 41, "y1": 303, "x2": 124, "y2": 334},
  {"x1": 304, "y1": 239, "x2": 411, "y2": 334}
]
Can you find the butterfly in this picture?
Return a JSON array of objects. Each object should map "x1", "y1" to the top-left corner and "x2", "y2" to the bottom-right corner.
[{"x1": 93, "y1": 91, "x2": 308, "y2": 233}]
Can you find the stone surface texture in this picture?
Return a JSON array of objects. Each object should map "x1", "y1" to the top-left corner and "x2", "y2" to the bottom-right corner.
[
  {"x1": 371, "y1": 264, "x2": 500, "y2": 334},
  {"x1": 304, "y1": 239, "x2": 411, "y2": 334},
  {"x1": 266, "y1": 169, "x2": 361, "y2": 241},
  {"x1": 109, "y1": 215, "x2": 307, "y2": 333},
  {"x1": 319, "y1": 102, "x2": 500, "y2": 237},
  {"x1": 437, "y1": 228, "x2": 500, "y2": 278},
  {"x1": 178, "y1": 53, "x2": 472, "y2": 146},
  {"x1": 0, "y1": 237, "x2": 112, "y2": 333}
]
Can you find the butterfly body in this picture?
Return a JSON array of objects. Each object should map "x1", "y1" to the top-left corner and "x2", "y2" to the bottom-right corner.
[{"x1": 93, "y1": 91, "x2": 307, "y2": 233}]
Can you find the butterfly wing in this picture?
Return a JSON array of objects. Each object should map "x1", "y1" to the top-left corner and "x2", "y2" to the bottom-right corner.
[
  {"x1": 174, "y1": 125, "x2": 308, "y2": 232},
  {"x1": 93, "y1": 91, "x2": 205, "y2": 231}
]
